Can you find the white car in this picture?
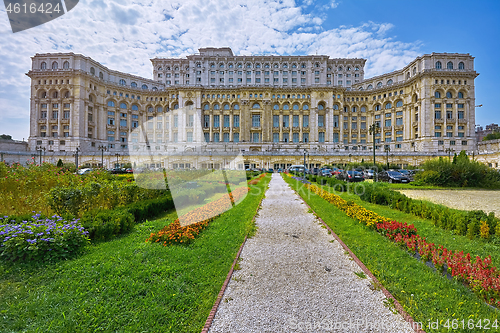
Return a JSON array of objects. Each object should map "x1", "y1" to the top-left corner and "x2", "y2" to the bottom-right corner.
[{"x1": 77, "y1": 168, "x2": 93, "y2": 175}]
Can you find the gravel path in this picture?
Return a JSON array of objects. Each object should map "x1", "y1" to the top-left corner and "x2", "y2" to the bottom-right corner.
[
  {"x1": 397, "y1": 189, "x2": 500, "y2": 217},
  {"x1": 209, "y1": 174, "x2": 414, "y2": 333}
]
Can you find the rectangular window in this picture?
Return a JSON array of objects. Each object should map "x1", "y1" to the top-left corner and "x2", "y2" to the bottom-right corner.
[
  {"x1": 173, "y1": 132, "x2": 178, "y2": 143},
  {"x1": 173, "y1": 115, "x2": 178, "y2": 128},
  {"x1": 293, "y1": 115, "x2": 299, "y2": 127},
  {"x1": 252, "y1": 133, "x2": 259, "y2": 143},
  {"x1": 273, "y1": 133, "x2": 279, "y2": 142},
  {"x1": 435, "y1": 103, "x2": 441, "y2": 108},
  {"x1": 213, "y1": 115, "x2": 219, "y2": 128},
  {"x1": 204, "y1": 133, "x2": 210, "y2": 142},
  {"x1": 233, "y1": 115, "x2": 240, "y2": 128},
  {"x1": 120, "y1": 119, "x2": 127, "y2": 127},
  {"x1": 303, "y1": 115, "x2": 309, "y2": 128},
  {"x1": 318, "y1": 132, "x2": 325, "y2": 142},
  {"x1": 41, "y1": 111, "x2": 47, "y2": 118},
  {"x1": 108, "y1": 118, "x2": 115, "y2": 125},
  {"x1": 223, "y1": 133, "x2": 230, "y2": 142},
  {"x1": 333, "y1": 115, "x2": 339, "y2": 128},
  {"x1": 333, "y1": 133, "x2": 339, "y2": 142},
  {"x1": 156, "y1": 122, "x2": 162, "y2": 130},
  {"x1": 385, "y1": 119, "x2": 391, "y2": 127},
  {"x1": 458, "y1": 132, "x2": 465, "y2": 137},
  {"x1": 303, "y1": 133, "x2": 309, "y2": 143},
  {"x1": 447, "y1": 132, "x2": 453, "y2": 137},
  {"x1": 450, "y1": 140, "x2": 455, "y2": 145},
  {"x1": 435, "y1": 132, "x2": 442, "y2": 137},
  {"x1": 52, "y1": 111, "x2": 58, "y2": 119},
  {"x1": 188, "y1": 115, "x2": 194, "y2": 127},
  {"x1": 223, "y1": 115, "x2": 230, "y2": 127},
  {"x1": 447, "y1": 111, "x2": 453, "y2": 119},
  {"x1": 343, "y1": 122, "x2": 348, "y2": 130},
  {"x1": 252, "y1": 115, "x2": 261, "y2": 127},
  {"x1": 293, "y1": 133, "x2": 299, "y2": 143},
  {"x1": 396, "y1": 117, "x2": 403, "y2": 126},
  {"x1": 352, "y1": 122, "x2": 357, "y2": 130},
  {"x1": 446, "y1": 103, "x2": 453, "y2": 109},
  {"x1": 283, "y1": 115, "x2": 289, "y2": 127},
  {"x1": 283, "y1": 133, "x2": 289, "y2": 142},
  {"x1": 213, "y1": 133, "x2": 219, "y2": 142},
  {"x1": 458, "y1": 104, "x2": 464, "y2": 109},
  {"x1": 132, "y1": 121, "x2": 138, "y2": 128},
  {"x1": 233, "y1": 133, "x2": 239, "y2": 142},
  {"x1": 318, "y1": 115, "x2": 324, "y2": 127},
  {"x1": 273, "y1": 115, "x2": 279, "y2": 127},
  {"x1": 63, "y1": 111, "x2": 70, "y2": 119},
  {"x1": 458, "y1": 111, "x2": 464, "y2": 119},
  {"x1": 435, "y1": 111, "x2": 441, "y2": 119}
]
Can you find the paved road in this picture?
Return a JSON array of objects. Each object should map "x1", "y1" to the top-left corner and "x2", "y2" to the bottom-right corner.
[
  {"x1": 209, "y1": 174, "x2": 414, "y2": 333},
  {"x1": 398, "y1": 189, "x2": 500, "y2": 217}
]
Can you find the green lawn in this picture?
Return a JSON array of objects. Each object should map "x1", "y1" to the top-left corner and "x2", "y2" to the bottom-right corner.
[
  {"x1": 0, "y1": 176, "x2": 270, "y2": 333},
  {"x1": 285, "y1": 176, "x2": 499, "y2": 332}
]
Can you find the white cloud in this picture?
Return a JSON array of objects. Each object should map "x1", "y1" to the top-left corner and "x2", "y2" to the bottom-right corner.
[{"x1": 0, "y1": 0, "x2": 420, "y2": 140}]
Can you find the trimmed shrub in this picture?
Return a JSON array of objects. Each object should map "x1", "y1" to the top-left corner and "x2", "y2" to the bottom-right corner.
[{"x1": 81, "y1": 209, "x2": 134, "y2": 241}]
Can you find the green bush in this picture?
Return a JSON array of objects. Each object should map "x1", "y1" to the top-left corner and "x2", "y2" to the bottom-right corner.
[
  {"x1": 122, "y1": 195, "x2": 175, "y2": 222},
  {"x1": 81, "y1": 209, "x2": 134, "y2": 241}
]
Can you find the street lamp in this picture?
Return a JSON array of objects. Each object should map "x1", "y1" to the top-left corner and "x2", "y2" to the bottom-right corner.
[
  {"x1": 35, "y1": 145, "x2": 45, "y2": 165},
  {"x1": 74, "y1": 147, "x2": 80, "y2": 170},
  {"x1": 98, "y1": 145, "x2": 107, "y2": 168},
  {"x1": 385, "y1": 146, "x2": 390, "y2": 168},
  {"x1": 303, "y1": 148, "x2": 307, "y2": 180},
  {"x1": 115, "y1": 153, "x2": 120, "y2": 168},
  {"x1": 369, "y1": 122, "x2": 380, "y2": 167},
  {"x1": 445, "y1": 148, "x2": 454, "y2": 161}
]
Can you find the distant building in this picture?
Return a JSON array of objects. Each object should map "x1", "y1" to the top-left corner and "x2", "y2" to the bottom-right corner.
[
  {"x1": 476, "y1": 123, "x2": 499, "y2": 141},
  {"x1": 25, "y1": 48, "x2": 479, "y2": 169}
]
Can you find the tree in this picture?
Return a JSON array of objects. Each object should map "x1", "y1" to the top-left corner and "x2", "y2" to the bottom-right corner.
[
  {"x1": 57, "y1": 159, "x2": 64, "y2": 167},
  {"x1": 482, "y1": 132, "x2": 500, "y2": 141},
  {"x1": 0, "y1": 134, "x2": 12, "y2": 140}
]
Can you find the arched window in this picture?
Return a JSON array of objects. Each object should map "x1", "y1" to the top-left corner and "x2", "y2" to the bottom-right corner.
[
  {"x1": 99, "y1": 72, "x2": 103, "y2": 79},
  {"x1": 131, "y1": 82, "x2": 137, "y2": 88},
  {"x1": 223, "y1": 104, "x2": 230, "y2": 110},
  {"x1": 352, "y1": 106, "x2": 357, "y2": 112},
  {"x1": 387, "y1": 79, "x2": 393, "y2": 85},
  {"x1": 367, "y1": 84, "x2": 373, "y2": 90},
  {"x1": 40, "y1": 62, "x2": 47, "y2": 69},
  {"x1": 63, "y1": 61, "x2": 70, "y2": 69},
  {"x1": 459, "y1": 62, "x2": 465, "y2": 70},
  {"x1": 435, "y1": 61, "x2": 442, "y2": 69},
  {"x1": 90, "y1": 67, "x2": 95, "y2": 75},
  {"x1": 52, "y1": 62, "x2": 58, "y2": 69},
  {"x1": 338, "y1": 66, "x2": 343, "y2": 71},
  {"x1": 148, "y1": 106, "x2": 154, "y2": 112},
  {"x1": 282, "y1": 63, "x2": 288, "y2": 68},
  {"x1": 173, "y1": 104, "x2": 179, "y2": 109},
  {"x1": 142, "y1": 84, "x2": 148, "y2": 90},
  {"x1": 435, "y1": 91, "x2": 441, "y2": 98},
  {"x1": 377, "y1": 82, "x2": 382, "y2": 88},
  {"x1": 152, "y1": 87, "x2": 158, "y2": 91},
  {"x1": 303, "y1": 104, "x2": 309, "y2": 110},
  {"x1": 203, "y1": 104, "x2": 209, "y2": 110},
  {"x1": 292, "y1": 104, "x2": 299, "y2": 110},
  {"x1": 64, "y1": 91, "x2": 70, "y2": 98},
  {"x1": 447, "y1": 62, "x2": 453, "y2": 69},
  {"x1": 119, "y1": 79, "x2": 126, "y2": 86},
  {"x1": 283, "y1": 104, "x2": 289, "y2": 110},
  {"x1": 385, "y1": 103, "x2": 392, "y2": 109},
  {"x1": 213, "y1": 103, "x2": 220, "y2": 110},
  {"x1": 375, "y1": 105, "x2": 381, "y2": 111},
  {"x1": 132, "y1": 105, "x2": 139, "y2": 111},
  {"x1": 360, "y1": 106, "x2": 366, "y2": 112},
  {"x1": 333, "y1": 104, "x2": 339, "y2": 110},
  {"x1": 273, "y1": 104, "x2": 279, "y2": 110},
  {"x1": 53, "y1": 92, "x2": 58, "y2": 98},
  {"x1": 396, "y1": 100, "x2": 403, "y2": 107},
  {"x1": 157, "y1": 106, "x2": 163, "y2": 112},
  {"x1": 318, "y1": 104, "x2": 324, "y2": 110},
  {"x1": 446, "y1": 92, "x2": 452, "y2": 99},
  {"x1": 234, "y1": 104, "x2": 240, "y2": 110},
  {"x1": 458, "y1": 92, "x2": 464, "y2": 99},
  {"x1": 41, "y1": 91, "x2": 47, "y2": 98},
  {"x1": 120, "y1": 103, "x2": 127, "y2": 109},
  {"x1": 247, "y1": 63, "x2": 252, "y2": 68},
  {"x1": 252, "y1": 103, "x2": 260, "y2": 109},
  {"x1": 107, "y1": 101, "x2": 115, "y2": 107}
]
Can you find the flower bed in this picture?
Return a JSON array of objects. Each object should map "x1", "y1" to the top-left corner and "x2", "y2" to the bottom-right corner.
[
  {"x1": 147, "y1": 187, "x2": 250, "y2": 246},
  {"x1": 301, "y1": 181, "x2": 500, "y2": 308},
  {"x1": 0, "y1": 214, "x2": 89, "y2": 262}
]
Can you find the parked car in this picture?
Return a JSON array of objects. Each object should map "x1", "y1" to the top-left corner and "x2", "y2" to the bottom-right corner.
[
  {"x1": 268, "y1": 168, "x2": 274, "y2": 173},
  {"x1": 109, "y1": 168, "x2": 126, "y2": 174},
  {"x1": 331, "y1": 167, "x2": 342, "y2": 176},
  {"x1": 336, "y1": 170, "x2": 365, "y2": 182},
  {"x1": 311, "y1": 168, "x2": 320, "y2": 175},
  {"x1": 377, "y1": 170, "x2": 411, "y2": 183},
  {"x1": 363, "y1": 169, "x2": 375, "y2": 179},
  {"x1": 320, "y1": 169, "x2": 332, "y2": 177},
  {"x1": 397, "y1": 169, "x2": 413, "y2": 180},
  {"x1": 77, "y1": 168, "x2": 93, "y2": 175}
]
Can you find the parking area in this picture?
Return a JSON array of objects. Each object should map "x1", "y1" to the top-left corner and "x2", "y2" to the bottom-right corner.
[{"x1": 397, "y1": 189, "x2": 500, "y2": 217}]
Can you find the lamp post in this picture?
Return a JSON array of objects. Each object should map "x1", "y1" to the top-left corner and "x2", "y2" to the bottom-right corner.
[
  {"x1": 74, "y1": 147, "x2": 80, "y2": 170},
  {"x1": 369, "y1": 122, "x2": 380, "y2": 167},
  {"x1": 98, "y1": 145, "x2": 107, "y2": 168},
  {"x1": 446, "y1": 148, "x2": 454, "y2": 161},
  {"x1": 385, "y1": 146, "x2": 390, "y2": 168},
  {"x1": 115, "y1": 153, "x2": 120, "y2": 168},
  {"x1": 303, "y1": 148, "x2": 307, "y2": 180},
  {"x1": 36, "y1": 145, "x2": 45, "y2": 165}
]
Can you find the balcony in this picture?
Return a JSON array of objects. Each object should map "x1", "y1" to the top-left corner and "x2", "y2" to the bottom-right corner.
[
  {"x1": 458, "y1": 118, "x2": 468, "y2": 124},
  {"x1": 434, "y1": 119, "x2": 444, "y2": 124}
]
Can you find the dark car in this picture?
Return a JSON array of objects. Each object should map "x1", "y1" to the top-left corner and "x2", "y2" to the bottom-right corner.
[
  {"x1": 397, "y1": 169, "x2": 413, "y2": 181},
  {"x1": 109, "y1": 168, "x2": 126, "y2": 174},
  {"x1": 268, "y1": 168, "x2": 274, "y2": 173},
  {"x1": 311, "y1": 168, "x2": 320, "y2": 175},
  {"x1": 336, "y1": 170, "x2": 365, "y2": 182},
  {"x1": 378, "y1": 170, "x2": 411, "y2": 183}
]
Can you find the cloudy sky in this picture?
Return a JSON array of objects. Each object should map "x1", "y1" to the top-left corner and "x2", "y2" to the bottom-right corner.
[{"x1": 0, "y1": 0, "x2": 499, "y2": 140}]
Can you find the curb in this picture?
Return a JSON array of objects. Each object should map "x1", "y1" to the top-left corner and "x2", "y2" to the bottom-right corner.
[
  {"x1": 289, "y1": 180, "x2": 426, "y2": 333},
  {"x1": 201, "y1": 194, "x2": 265, "y2": 333}
]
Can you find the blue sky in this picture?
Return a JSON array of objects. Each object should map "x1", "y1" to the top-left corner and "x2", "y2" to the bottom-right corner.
[{"x1": 0, "y1": 0, "x2": 499, "y2": 140}]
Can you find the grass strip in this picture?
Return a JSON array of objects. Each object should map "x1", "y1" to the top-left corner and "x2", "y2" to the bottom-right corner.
[
  {"x1": 284, "y1": 176, "x2": 499, "y2": 332},
  {"x1": 0, "y1": 175, "x2": 270, "y2": 333}
]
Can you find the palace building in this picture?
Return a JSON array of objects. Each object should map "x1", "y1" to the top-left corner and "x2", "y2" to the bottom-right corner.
[{"x1": 26, "y1": 47, "x2": 479, "y2": 169}]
